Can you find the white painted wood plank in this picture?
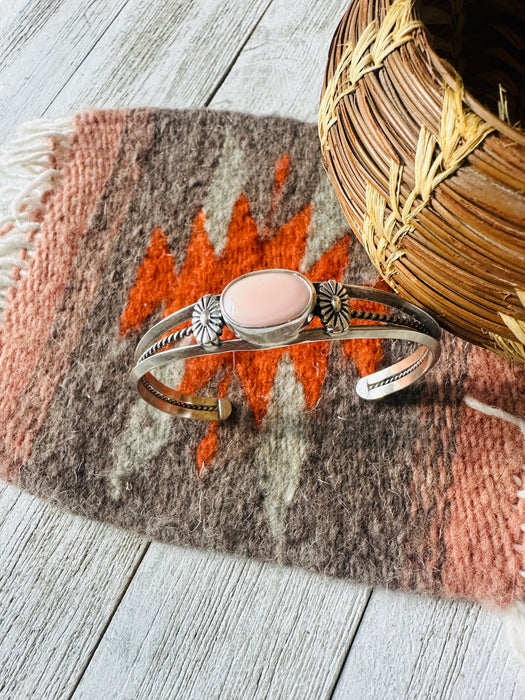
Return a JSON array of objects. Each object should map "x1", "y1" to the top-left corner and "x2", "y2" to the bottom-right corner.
[
  {"x1": 210, "y1": 0, "x2": 351, "y2": 122},
  {"x1": 63, "y1": 1, "x2": 375, "y2": 697},
  {"x1": 44, "y1": 0, "x2": 273, "y2": 117},
  {"x1": 71, "y1": 543, "x2": 370, "y2": 700},
  {"x1": 0, "y1": 2, "x2": 275, "y2": 699},
  {"x1": 0, "y1": 0, "x2": 129, "y2": 142},
  {"x1": 211, "y1": 2, "x2": 525, "y2": 697},
  {"x1": 333, "y1": 589, "x2": 525, "y2": 699},
  {"x1": 1, "y1": 0, "x2": 273, "y2": 143},
  {"x1": 0, "y1": 483, "x2": 147, "y2": 700}
]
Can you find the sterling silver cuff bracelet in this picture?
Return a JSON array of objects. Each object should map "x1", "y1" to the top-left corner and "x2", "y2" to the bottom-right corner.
[{"x1": 130, "y1": 269, "x2": 441, "y2": 421}]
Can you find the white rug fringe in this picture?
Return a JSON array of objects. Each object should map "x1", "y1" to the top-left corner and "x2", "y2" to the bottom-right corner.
[{"x1": 0, "y1": 117, "x2": 74, "y2": 319}]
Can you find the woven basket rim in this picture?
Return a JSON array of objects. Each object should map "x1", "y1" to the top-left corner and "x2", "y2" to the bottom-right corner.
[{"x1": 426, "y1": 47, "x2": 525, "y2": 147}]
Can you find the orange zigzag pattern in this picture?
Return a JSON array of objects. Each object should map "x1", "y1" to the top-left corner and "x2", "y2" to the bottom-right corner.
[{"x1": 121, "y1": 155, "x2": 385, "y2": 473}]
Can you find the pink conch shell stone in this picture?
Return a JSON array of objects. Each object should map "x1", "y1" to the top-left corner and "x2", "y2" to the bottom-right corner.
[{"x1": 222, "y1": 271, "x2": 312, "y2": 328}]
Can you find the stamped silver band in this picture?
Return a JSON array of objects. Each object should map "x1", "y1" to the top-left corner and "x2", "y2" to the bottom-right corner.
[{"x1": 130, "y1": 269, "x2": 441, "y2": 421}]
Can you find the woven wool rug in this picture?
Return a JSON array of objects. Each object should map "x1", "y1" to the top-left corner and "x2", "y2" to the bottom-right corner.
[{"x1": 1, "y1": 108, "x2": 525, "y2": 613}]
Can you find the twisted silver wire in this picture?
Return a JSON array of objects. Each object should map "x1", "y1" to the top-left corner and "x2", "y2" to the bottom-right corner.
[
  {"x1": 348, "y1": 309, "x2": 428, "y2": 332},
  {"x1": 139, "y1": 376, "x2": 216, "y2": 412},
  {"x1": 138, "y1": 325, "x2": 193, "y2": 364},
  {"x1": 370, "y1": 350, "x2": 427, "y2": 389}
]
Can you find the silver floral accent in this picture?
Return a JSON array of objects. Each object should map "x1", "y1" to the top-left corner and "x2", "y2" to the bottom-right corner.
[
  {"x1": 192, "y1": 294, "x2": 224, "y2": 349},
  {"x1": 318, "y1": 280, "x2": 351, "y2": 333}
]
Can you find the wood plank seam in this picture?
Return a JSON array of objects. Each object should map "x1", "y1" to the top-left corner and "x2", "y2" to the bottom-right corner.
[
  {"x1": 326, "y1": 587, "x2": 373, "y2": 699},
  {"x1": 204, "y1": 0, "x2": 275, "y2": 107},
  {"x1": 65, "y1": 541, "x2": 151, "y2": 700},
  {"x1": 41, "y1": 0, "x2": 133, "y2": 116}
]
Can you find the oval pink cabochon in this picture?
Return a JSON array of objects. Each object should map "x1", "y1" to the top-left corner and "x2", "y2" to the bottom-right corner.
[{"x1": 222, "y1": 271, "x2": 312, "y2": 328}]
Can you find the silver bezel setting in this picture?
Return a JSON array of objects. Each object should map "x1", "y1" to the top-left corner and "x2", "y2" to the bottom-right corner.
[{"x1": 220, "y1": 269, "x2": 317, "y2": 348}]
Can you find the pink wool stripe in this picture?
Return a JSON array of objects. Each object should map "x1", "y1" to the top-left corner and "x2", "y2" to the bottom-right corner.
[
  {"x1": 400, "y1": 333, "x2": 465, "y2": 595},
  {"x1": 443, "y1": 346, "x2": 525, "y2": 605},
  {"x1": 0, "y1": 110, "x2": 131, "y2": 479}
]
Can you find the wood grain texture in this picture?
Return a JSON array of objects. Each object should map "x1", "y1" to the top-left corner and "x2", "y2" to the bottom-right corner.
[
  {"x1": 0, "y1": 483, "x2": 147, "y2": 700},
  {"x1": 0, "y1": 0, "x2": 129, "y2": 142},
  {"x1": 0, "y1": 0, "x2": 272, "y2": 141},
  {"x1": 334, "y1": 588, "x2": 525, "y2": 699},
  {"x1": 210, "y1": 0, "x2": 351, "y2": 122},
  {"x1": 44, "y1": 0, "x2": 273, "y2": 117},
  {"x1": 71, "y1": 544, "x2": 370, "y2": 700}
]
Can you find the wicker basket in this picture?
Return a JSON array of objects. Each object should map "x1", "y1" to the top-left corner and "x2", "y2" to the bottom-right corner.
[{"x1": 319, "y1": 0, "x2": 525, "y2": 360}]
